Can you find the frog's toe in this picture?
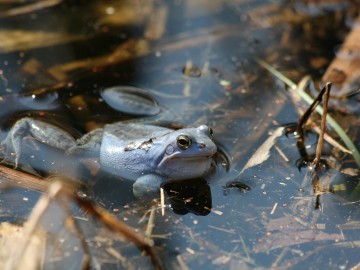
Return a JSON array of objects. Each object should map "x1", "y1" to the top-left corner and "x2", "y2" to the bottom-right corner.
[{"x1": 133, "y1": 174, "x2": 163, "y2": 198}]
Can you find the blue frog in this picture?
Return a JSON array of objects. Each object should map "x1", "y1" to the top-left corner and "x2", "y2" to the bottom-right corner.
[{"x1": 1, "y1": 118, "x2": 217, "y2": 197}]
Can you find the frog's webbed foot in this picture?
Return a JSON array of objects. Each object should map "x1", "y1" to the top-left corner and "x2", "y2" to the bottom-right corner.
[
  {"x1": 133, "y1": 174, "x2": 164, "y2": 198},
  {"x1": 1, "y1": 117, "x2": 76, "y2": 168}
]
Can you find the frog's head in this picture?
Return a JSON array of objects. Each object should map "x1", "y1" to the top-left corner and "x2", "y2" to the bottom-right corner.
[{"x1": 156, "y1": 125, "x2": 217, "y2": 179}]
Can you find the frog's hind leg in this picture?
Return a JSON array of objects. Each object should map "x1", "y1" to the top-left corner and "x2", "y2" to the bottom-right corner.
[
  {"x1": 66, "y1": 128, "x2": 103, "y2": 156},
  {"x1": 1, "y1": 117, "x2": 76, "y2": 168},
  {"x1": 133, "y1": 174, "x2": 163, "y2": 198}
]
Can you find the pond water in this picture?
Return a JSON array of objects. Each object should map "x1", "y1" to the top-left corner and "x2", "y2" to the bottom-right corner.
[{"x1": 0, "y1": 1, "x2": 360, "y2": 269}]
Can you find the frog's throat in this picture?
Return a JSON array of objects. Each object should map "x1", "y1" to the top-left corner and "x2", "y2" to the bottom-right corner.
[
  {"x1": 157, "y1": 155, "x2": 213, "y2": 171},
  {"x1": 157, "y1": 155, "x2": 214, "y2": 169}
]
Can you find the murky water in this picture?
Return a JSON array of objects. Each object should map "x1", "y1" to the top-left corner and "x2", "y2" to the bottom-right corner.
[{"x1": 0, "y1": 1, "x2": 360, "y2": 269}]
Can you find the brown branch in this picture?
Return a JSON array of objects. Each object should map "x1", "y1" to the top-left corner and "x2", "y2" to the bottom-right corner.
[
  {"x1": 313, "y1": 82, "x2": 332, "y2": 167},
  {"x1": 0, "y1": 164, "x2": 84, "y2": 195},
  {"x1": 295, "y1": 84, "x2": 327, "y2": 163}
]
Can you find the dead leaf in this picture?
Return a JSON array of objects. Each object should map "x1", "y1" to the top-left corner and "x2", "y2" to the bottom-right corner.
[{"x1": 241, "y1": 127, "x2": 284, "y2": 173}]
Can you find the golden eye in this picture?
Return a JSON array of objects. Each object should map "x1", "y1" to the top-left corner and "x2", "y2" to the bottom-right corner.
[{"x1": 177, "y1": 135, "x2": 192, "y2": 150}]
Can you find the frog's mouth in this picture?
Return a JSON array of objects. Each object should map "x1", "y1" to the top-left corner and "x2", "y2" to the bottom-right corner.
[
  {"x1": 169, "y1": 153, "x2": 215, "y2": 160},
  {"x1": 175, "y1": 155, "x2": 212, "y2": 158},
  {"x1": 162, "y1": 145, "x2": 217, "y2": 162}
]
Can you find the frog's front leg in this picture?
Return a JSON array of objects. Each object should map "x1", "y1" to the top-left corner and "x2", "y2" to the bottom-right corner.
[
  {"x1": 1, "y1": 117, "x2": 76, "y2": 168},
  {"x1": 133, "y1": 174, "x2": 164, "y2": 198}
]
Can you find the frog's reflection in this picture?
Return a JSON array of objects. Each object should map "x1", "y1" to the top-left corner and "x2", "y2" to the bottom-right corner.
[{"x1": 162, "y1": 178, "x2": 212, "y2": 216}]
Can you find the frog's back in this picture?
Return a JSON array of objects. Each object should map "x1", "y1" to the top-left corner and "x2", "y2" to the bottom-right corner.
[
  {"x1": 100, "y1": 123, "x2": 172, "y2": 180},
  {"x1": 104, "y1": 122, "x2": 171, "y2": 143}
]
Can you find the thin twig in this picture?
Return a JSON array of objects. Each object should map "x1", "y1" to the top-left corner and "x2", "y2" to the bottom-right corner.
[
  {"x1": 294, "y1": 84, "x2": 327, "y2": 163},
  {"x1": 311, "y1": 125, "x2": 352, "y2": 154},
  {"x1": 296, "y1": 85, "x2": 327, "y2": 137},
  {"x1": 0, "y1": 164, "x2": 84, "y2": 195},
  {"x1": 57, "y1": 198, "x2": 91, "y2": 270},
  {"x1": 313, "y1": 82, "x2": 332, "y2": 167},
  {"x1": 145, "y1": 207, "x2": 156, "y2": 243},
  {"x1": 160, "y1": 187, "x2": 165, "y2": 216}
]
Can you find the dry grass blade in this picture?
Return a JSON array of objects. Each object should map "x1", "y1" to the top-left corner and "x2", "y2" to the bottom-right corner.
[
  {"x1": 160, "y1": 187, "x2": 165, "y2": 216},
  {"x1": 0, "y1": 166, "x2": 164, "y2": 270},
  {"x1": 0, "y1": 0, "x2": 63, "y2": 18},
  {"x1": 311, "y1": 125, "x2": 352, "y2": 155},
  {"x1": 145, "y1": 207, "x2": 156, "y2": 243},
  {"x1": 4, "y1": 181, "x2": 90, "y2": 269},
  {"x1": 350, "y1": 261, "x2": 360, "y2": 270},
  {"x1": 4, "y1": 182, "x2": 62, "y2": 270}
]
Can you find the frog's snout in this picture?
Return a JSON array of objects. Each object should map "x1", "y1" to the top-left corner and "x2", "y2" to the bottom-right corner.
[{"x1": 199, "y1": 141, "x2": 217, "y2": 156}]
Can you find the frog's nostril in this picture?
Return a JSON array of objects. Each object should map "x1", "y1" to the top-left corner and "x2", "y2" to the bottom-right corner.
[{"x1": 199, "y1": 143, "x2": 206, "y2": 148}]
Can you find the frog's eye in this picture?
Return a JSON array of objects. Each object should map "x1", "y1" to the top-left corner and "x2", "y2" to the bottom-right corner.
[{"x1": 177, "y1": 135, "x2": 192, "y2": 150}]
